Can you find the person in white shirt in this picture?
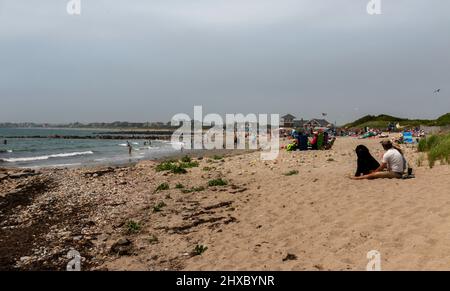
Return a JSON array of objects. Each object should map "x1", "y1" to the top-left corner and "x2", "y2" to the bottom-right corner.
[{"x1": 352, "y1": 140, "x2": 406, "y2": 180}]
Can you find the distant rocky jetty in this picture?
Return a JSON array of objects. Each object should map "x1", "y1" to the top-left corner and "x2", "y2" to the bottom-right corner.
[{"x1": 4, "y1": 133, "x2": 174, "y2": 140}]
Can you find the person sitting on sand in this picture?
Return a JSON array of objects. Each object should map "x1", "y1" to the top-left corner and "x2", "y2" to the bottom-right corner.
[
  {"x1": 354, "y1": 145, "x2": 380, "y2": 177},
  {"x1": 352, "y1": 140, "x2": 406, "y2": 180},
  {"x1": 310, "y1": 132, "x2": 319, "y2": 150},
  {"x1": 297, "y1": 130, "x2": 308, "y2": 151}
]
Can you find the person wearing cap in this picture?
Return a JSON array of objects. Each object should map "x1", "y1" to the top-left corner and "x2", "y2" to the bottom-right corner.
[{"x1": 352, "y1": 140, "x2": 406, "y2": 180}]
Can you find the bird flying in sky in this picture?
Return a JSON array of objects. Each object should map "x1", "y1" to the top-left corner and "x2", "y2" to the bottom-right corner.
[{"x1": 434, "y1": 89, "x2": 441, "y2": 94}]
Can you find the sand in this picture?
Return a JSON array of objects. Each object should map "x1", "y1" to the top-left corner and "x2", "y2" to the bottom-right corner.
[
  {"x1": 1, "y1": 137, "x2": 450, "y2": 270},
  {"x1": 182, "y1": 137, "x2": 450, "y2": 270}
]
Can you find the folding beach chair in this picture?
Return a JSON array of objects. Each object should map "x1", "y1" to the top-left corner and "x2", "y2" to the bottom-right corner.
[
  {"x1": 403, "y1": 131, "x2": 414, "y2": 144},
  {"x1": 317, "y1": 132, "x2": 324, "y2": 150}
]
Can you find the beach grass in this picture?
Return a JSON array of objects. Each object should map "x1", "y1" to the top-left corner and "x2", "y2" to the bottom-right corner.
[
  {"x1": 155, "y1": 182, "x2": 169, "y2": 192},
  {"x1": 148, "y1": 234, "x2": 159, "y2": 244},
  {"x1": 212, "y1": 155, "x2": 224, "y2": 160},
  {"x1": 179, "y1": 161, "x2": 199, "y2": 168},
  {"x1": 155, "y1": 161, "x2": 177, "y2": 172},
  {"x1": 155, "y1": 159, "x2": 199, "y2": 174},
  {"x1": 418, "y1": 133, "x2": 450, "y2": 167},
  {"x1": 284, "y1": 170, "x2": 299, "y2": 176},
  {"x1": 208, "y1": 178, "x2": 228, "y2": 187},
  {"x1": 153, "y1": 201, "x2": 167, "y2": 212},
  {"x1": 181, "y1": 155, "x2": 192, "y2": 163},
  {"x1": 126, "y1": 220, "x2": 141, "y2": 233},
  {"x1": 192, "y1": 244, "x2": 208, "y2": 256}
]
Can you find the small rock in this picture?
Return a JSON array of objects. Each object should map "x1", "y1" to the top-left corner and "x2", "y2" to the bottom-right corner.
[
  {"x1": 20, "y1": 256, "x2": 31, "y2": 262},
  {"x1": 282, "y1": 253, "x2": 297, "y2": 261},
  {"x1": 110, "y1": 238, "x2": 133, "y2": 256},
  {"x1": 314, "y1": 264, "x2": 324, "y2": 271}
]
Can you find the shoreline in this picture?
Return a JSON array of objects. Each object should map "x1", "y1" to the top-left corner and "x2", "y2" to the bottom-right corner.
[
  {"x1": 0, "y1": 148, "x2": 256, "y2": 171},
  {"x1": 2, "y1": 137, "x2": 450, "y2": 270}
]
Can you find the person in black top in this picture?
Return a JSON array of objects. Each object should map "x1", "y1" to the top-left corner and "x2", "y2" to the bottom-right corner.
[{"x1": 354, "y1": 145, "x2": 380, "y2": 177}]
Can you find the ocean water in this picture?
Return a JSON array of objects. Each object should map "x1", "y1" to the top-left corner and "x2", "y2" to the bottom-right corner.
[{"x1": 0, "y1": 128, "x2": 181, "y2": 168}]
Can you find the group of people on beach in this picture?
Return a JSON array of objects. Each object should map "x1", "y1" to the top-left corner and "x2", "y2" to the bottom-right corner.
[
  {"x1": 352, "y1": 140, "x2": 412, "y2": 180},
  {"x1": 285, "y1": 126, "x2": 413, "y2": 180},
  {"x1": 285, "y1": 129, "x2": 335, "y2": 151}
]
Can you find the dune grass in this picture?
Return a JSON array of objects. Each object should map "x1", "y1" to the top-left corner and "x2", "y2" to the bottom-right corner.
[
  {"x1": 155, "y1": 158, "x2": 198, "y2": 174},
  {"x1": 418, "y1": 133, "x2": 450, "y2": 168},
  {"x1": 283, "y1": 170, "x2": 299, "y2": 176},
  {"x1": 125, "y1": 220, "x2": 141, "y2": 234},
  {"x1": 155, "y1": 182, "x2": 169, "y2": 192},
  {"x1": 208, "y1": 178, "x2": 228, "y2": 187}
]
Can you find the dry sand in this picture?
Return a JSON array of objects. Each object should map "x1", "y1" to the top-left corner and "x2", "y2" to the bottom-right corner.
[
  {"x1": 1, "y1": 137, "x2": 450, "y2": 270},
  {"x1": 183, "y1": 137, "x2": 450, "y2": 270}
]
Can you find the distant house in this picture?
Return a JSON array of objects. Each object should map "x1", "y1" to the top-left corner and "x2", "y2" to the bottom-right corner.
[
  {"x1": 281, "y1": 114, "x2": 333, "y2": 130},
  {"x1": 306, "y1": 119, "x2": 332, "y2": 128},
  {"x1": 281, "y1": 114, "x2": 296, "y2": 128},
  {"x1": 293, "y1": 118, "x2": 308, "y2": 128}
]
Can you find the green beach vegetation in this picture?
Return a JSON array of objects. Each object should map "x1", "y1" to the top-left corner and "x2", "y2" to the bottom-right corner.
[
  {"x1": 155, "y1": 158, "x2": 199, "y2": 174},
  {"x1": 155, "y1": 182, "x2": 170, "y2": 192},
  {"x1": 344, "y1": 113, "x2": 450, "y2": 129},
  {"x1": 125, "y1": 220, "x2": 141, "y2": 234},
  {"x1": 208, "y1": 178, "x2": 228, "y2": 187},
  {"x1": 418, "y1": 133, "x2": 450, "y2": 168}
]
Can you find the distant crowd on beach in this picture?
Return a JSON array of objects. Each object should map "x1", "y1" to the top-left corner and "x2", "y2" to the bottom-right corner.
[
  {"x1": 283, "y1": 128, "x2": 336, "y2": 151},
  {"x1": 280, "y1": 122, "x2": 418, "y2": 181},
  {"x1": 348, "y1": 122, "x2": 421, "y2": 180}
]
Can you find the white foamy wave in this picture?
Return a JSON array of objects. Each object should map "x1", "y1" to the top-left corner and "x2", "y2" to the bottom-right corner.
[
  {"x1": 169, "y1": 141, "x2": 185, "y2": 150},
  {"x1": 119, "y1": 142, "x2": 139, "y2": 146},
  {"x1": 0, "y1": 151, "x2": 94, "y2": 163},
  {"x1": 47, "y1": 163, "x2": 82, "y2": 168},
  {"x1": 169, "y1": 141, "x2": 186, "y2": 145},
  {"x1": 147, "y1": 146, "x2": 160, "y2": 150}
]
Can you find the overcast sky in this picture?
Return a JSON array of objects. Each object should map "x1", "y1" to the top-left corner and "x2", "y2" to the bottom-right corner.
[{"x1": 0, "y1": 0, "x2": 449, "y2": 125}]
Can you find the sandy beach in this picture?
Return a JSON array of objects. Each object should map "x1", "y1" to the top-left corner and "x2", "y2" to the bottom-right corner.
[{"x1": 1, "y1": 136, "x2": 450, "y2": 271}]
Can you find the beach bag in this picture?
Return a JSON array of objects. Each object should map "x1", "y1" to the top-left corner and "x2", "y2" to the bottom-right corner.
[{"x1": 286, "y1": 143, "x2": 296, "y2": 151}]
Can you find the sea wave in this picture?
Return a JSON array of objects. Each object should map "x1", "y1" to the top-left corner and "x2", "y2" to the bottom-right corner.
[
  {"x1": 119, "y1": 142, "x2": 139, "y2": 146},
  {"x1": 0, "y1": 151, "x2": 94, "y2": 163},
  {"x1": 46, "y1": 163, "x2": 82, "y2": 168}
]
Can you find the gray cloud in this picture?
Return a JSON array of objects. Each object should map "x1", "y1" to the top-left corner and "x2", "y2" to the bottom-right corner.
[{"x1": 0, "y1": 0, "x2": 449, "y2": 124}]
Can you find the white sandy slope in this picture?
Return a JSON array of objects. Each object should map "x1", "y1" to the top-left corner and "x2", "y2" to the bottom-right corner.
[{"x1": 180, "y1": 137, "x2": 450, "y2": 270}]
